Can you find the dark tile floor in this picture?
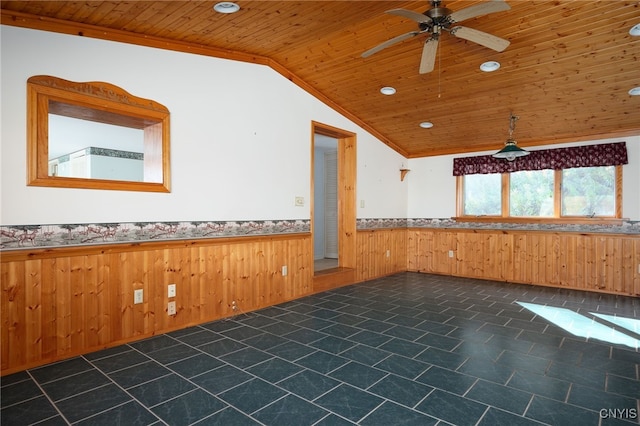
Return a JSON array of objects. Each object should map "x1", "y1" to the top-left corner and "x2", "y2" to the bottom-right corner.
[{"x1": 2, "y1": 272, "x2": 639, "y2": 425}]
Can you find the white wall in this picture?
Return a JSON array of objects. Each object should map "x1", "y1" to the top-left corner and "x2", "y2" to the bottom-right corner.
[
  {"x1": 408, "y1": 136, "x2": 640, "y2": 220},
  {"x1": 0, "y1": 26, "x2": 408, "y2": 225}
]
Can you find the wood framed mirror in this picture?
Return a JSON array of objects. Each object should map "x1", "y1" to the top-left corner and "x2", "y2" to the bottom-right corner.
[{"x1": 27, "y1": 75, "x2": 170, "y2": 192}]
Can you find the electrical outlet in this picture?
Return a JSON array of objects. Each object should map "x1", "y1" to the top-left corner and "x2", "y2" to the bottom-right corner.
[
  {"x1": 448, "y1": 250, "x2": 454, "y2": 258},
  {"x1": 168, "y1": 283, "x2": 176, "y2": 298},
  {"x1": 282, "y1": 265, "x2": 288, "y2": 276},
  {"x1": 167, "y1": 301, "x2": 176, "y2": 316},
  {"x1": 134, "y1": 289, "x2": 143, "y2": 304},
  {"x1": 231, "y1": 300, "x2": 238, "y2": 312},
  {"x1": 295, "y1": 196, "x2": 304, "y2": 207},
  {"x1": 386, "y1": 250, "x2": 390, "y2": 258}
]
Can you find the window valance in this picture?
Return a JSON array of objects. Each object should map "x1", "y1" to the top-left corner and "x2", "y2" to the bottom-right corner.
[{"x1": 452, "y1": 142, "x2": 628, "y2": 176}]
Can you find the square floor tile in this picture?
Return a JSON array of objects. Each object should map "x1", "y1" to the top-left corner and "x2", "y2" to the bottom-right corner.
[
  {"x1": 30, "y1": 357, "x2": 94, "y2": 384},
  {"x1": 315, "y1": 384, "x2": 384, "y2": 423},
  {"x1": 374, "y1": 354, "x2": 430, "y2": 380},
  {"x1": 108, "y1": 360, "x2": 171, "y2": 389},
  {"x1": 477, "y1": 407, "x2": 547, "y2": 426},
  {"x1": 151, "y1": 389, "x2": 227, "y2": 426},
  {"x1": 199, "y1": 337, "x2": 247, "y2": 357},
  {"x1": 0, "y1": 396, "x2": 59, "y2": 425},
  {"x1": 368, "y1": 374, "x2": 434, "y2": 408},
  {"x1": 55, "y1": 384, "x2": 131, "y2": 423},
  {"x1": 524, "y1": 395, "x2": 599, "y2": 425},
  {"x1": 218, "y1": 378, "x2": 287, "y2": 415},
  {"x1": 278, "y1": 369, "x2": 341, "y2": 400},
  {"x1": 415, "y1": 389, "x2": 488, "y2": 426},
  {"x1": 466, "y1": 379, "x2": 532, "y2": 415},
  {"x1": 506, "y1": 370, "x2": 570, "y2": 401},
  {"x1": 168, "y1": 353, "x2": 225, "y2": 378},
  {"x1": 128, "y1": 374, "x2": 196, "y2": 407},
  {"x1": 191, "y1": 364, "x2": 252, "y2": 394},
  {"x1": 198, "y1": 406, "x2": 261, "y2": 425},
  {"x1": 253, "y1": 394, "x2": 329, "y2": 425},
  {"x1": 1, "y1": 378, "x2": 43, "y2": 407},
  {"x1": 329, "y1": 361, "x2": 387, "y2": 389},
  {"x1": 266, "y1": 340, "x2": 316, "y2": 361},
  {"x1": 219, "y1": 347, "x2": 273, "y2": 369},
  {"x1": 360, "y1": 401, "x2": 438, "y2": 426},
  {"x1": 74, "y1": 400, "x2": 160, "y2": 425},
  {"x1": 310, "y1": 335, "x2": 356, "y2": 354},
  {"x1": 41, "y1": 369, "x2": 111, "y2": 401},
  {"x1": 246, "y1": 357, "x2": 303, "y2": 383},
  {"x1": 416, "y1": 365, "x2": 477, "y2": 395},
  {"x1": 296, "y1": 350, "x2": 349, "y2": 374}
]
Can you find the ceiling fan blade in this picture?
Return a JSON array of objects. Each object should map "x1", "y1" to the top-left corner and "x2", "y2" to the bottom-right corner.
[
  {"x1": 449, "y1": 0, "x2": 511, "y2": 23},
  {"x1": 386, "y1": 8, "x2": 429, "y2": 23},
  {"x1": 361, "y1": 31, "x2": 421, "y2": 58},
  {"x1": 451, "y1": 26, "x2": 510, "y2": 52},
  {"x1": 419, "y1": 37, "x2": 438, "y2": 74}
]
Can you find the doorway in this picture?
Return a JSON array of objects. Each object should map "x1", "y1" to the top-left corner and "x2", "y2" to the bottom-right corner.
[
  {"x1": 311, "y1": 122, "x2": 356, "y2": 285},
  {"x1": 313, "y1": 135, "x2": 338, "y2": 271}
]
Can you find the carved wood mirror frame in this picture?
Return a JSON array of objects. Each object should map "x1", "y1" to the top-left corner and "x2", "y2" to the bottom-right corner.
[{"x1": 27, "y1": 75, "x2": 171, "y2": 192}]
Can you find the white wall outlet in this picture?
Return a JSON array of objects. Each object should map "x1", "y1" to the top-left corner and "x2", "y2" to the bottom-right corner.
[
  {"x1": 282, "y1": 265, "x2": 288, "y2": 276},
  {"x1": 167, "y1": 301, "x2": 176, "y2": 316},
  {"x1": 134, "y1": 289, "x2": 143, "y2": 304},
  {"x1": 295, "y1": 196, "x2": 304, "y2": 207},
  {"x1": 231, "y1": 300, "x2": 238, "y2": 312},
  {"x1": 168, "y1": 283, "x2": 176, "y2": 298},
  {"x1": 448, "y1": 250, "x2": 454, "y2": 258},
  {"x1": 360, "y1": 200, "x2": 365, "y2": 208}
]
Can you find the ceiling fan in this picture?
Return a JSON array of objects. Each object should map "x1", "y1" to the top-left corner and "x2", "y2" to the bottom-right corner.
[{"x1": 362, "y1": 0, "x2": 511, "y2": 74}]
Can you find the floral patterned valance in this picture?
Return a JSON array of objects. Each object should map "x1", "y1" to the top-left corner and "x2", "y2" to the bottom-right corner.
[{"x1": 453, "y1": 142, "x2": 628, "y2": 176}]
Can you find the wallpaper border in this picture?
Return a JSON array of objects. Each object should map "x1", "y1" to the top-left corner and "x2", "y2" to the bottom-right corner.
[{"x1": 1, "y1": 218, "x2": 638, "y2": 251}]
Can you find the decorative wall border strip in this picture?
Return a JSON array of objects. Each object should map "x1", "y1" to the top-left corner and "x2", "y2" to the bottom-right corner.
[
  {"x1": 0, "y1": 220, "x2": 310, "y2": 251},
  {"x1": 2, "y1": 217, "x2": 638, "y2": 251},
  {"x1": 361, "y1": 218, "x2": 640, "y2": 234}
]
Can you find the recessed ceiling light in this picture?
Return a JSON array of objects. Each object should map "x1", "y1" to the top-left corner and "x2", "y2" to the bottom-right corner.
[
  {"x1": 630, "y1": 23, "x2": 640, "y2": 36},
  {"x1": 419, "y1": 122, "x2": 434, "y2": 129},
  {"x1": 480, "y1": 61, "x2": 501, "y2": 72},
  {"x1": 629, "y1": 87, "x2": 640, "y2": 96},
  {"x1": 213, "y1": 2, "x2": 240, "y2": 14},
  {"x1": 380, "y1": 86, "x2": 396, "y2": 95}
]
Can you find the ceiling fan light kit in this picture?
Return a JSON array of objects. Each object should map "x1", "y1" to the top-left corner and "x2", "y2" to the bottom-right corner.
[
  {"x1": 493, "y1": 113, "x2": 529, "y2": 161},
  {"x1": 362, "y1": 0, "x2": 511, "y2": 74}
]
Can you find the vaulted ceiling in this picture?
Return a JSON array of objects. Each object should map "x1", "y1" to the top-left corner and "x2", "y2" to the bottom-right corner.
[{"x1": 2, "y1": 1, "x2": 639, "y2": 157}]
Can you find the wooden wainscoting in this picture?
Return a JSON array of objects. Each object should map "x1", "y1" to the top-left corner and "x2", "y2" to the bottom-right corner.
[
  {"x1": 1, "y1": 233, "x2": 312, "y2": 375},
  {"x1": 407, "y1": 228, "x2": 640, "y2": 296},
  {"x1": 356, "y1": 228, "x2": 408, "y2": 282}
]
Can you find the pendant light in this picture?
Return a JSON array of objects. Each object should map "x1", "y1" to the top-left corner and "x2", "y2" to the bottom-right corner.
[{"x1": 492, "y1": 113, "x2": 529, "y2": 161}]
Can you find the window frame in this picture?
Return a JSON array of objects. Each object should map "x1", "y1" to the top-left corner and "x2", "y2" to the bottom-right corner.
[{"x1": 455, "y1": 166, "x2": 623, "y2": 223}]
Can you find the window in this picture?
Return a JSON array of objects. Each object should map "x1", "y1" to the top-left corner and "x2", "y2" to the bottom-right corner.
[
  {"x1": 510, "y1": 170, "x2": 554, "y2": 217},
  {"x1": 462, "y1": 173, "x2": 501, "y2": 216},
  {"x1": 453, "y1": 143, "x2": 627, "y2": 220},
  {"x1": 459, "y1": 166, "x2": 620, "y2": 219}
]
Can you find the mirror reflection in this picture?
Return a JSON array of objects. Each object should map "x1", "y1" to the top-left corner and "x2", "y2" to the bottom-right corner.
[
  {"x1": 48, "y1": 113, "x2": 145, "y2": 181},
  {"x1": 27, "y1": 75, "x2": 171, "y2": 192}
]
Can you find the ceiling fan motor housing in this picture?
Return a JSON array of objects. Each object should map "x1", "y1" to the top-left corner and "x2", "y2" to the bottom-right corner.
[{"x1": 424, "y1": 7, "x2": 453, "y2": 31}]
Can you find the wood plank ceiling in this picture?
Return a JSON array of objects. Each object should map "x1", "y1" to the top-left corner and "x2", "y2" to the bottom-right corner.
[{"x1": 2, "y1": 1, "x2": 639, "y2": 157}]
